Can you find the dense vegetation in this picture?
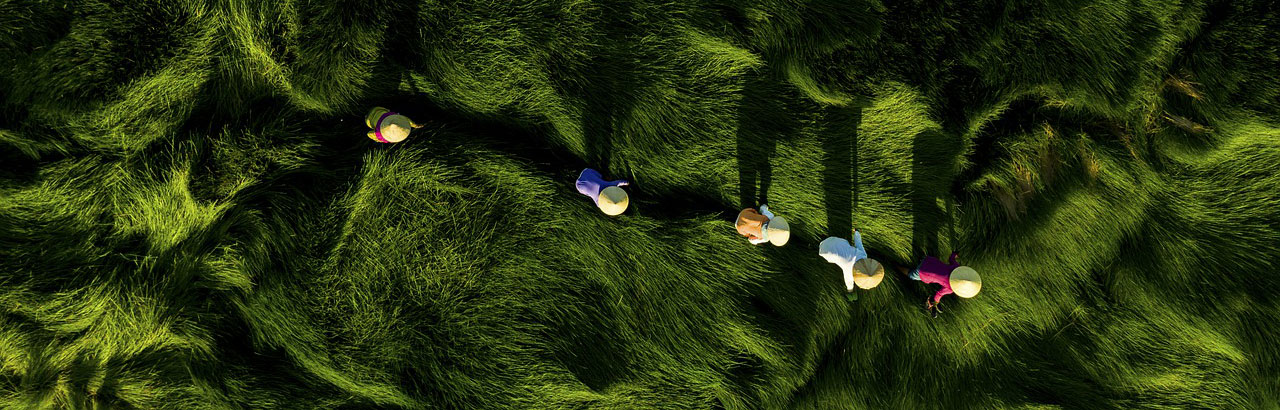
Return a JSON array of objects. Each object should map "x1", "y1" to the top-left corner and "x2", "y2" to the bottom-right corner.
[{"x1": 2, "y1": 0, "x2": 1278, "y2": 408}]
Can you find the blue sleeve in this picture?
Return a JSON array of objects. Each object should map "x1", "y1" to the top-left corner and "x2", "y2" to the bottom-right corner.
[{"x1": 853, "y1": 231, "x2": 868, "y2": 260}]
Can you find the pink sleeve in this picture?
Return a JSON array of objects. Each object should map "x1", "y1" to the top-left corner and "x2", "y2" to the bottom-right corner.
[{"x1": 933, "y1": 287, "x2": 953, "y2": 304}]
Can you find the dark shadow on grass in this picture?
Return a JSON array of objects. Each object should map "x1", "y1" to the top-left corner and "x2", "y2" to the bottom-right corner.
[
  {"x1": 737, "y1": 71, "x2": 798, "y2": 209},
  {"x1": 0, "y1": 142, "x2": 42, "y2": 187},
  {"x1": 349, "y1": 0, "x2": 430, "y2": 127},
  {"x1": 899, "y1": 128, "x2": 964, "y2": 301},
  {"x1": 910, "y1": 128, "x2": 961, "y2": 258},
  {"x1": 734, "y1": 240, "x2": 829, "y2": 387},
  {"x1": 571, "y1": 0, "x2": 641, "y2": 174},
  {"x1": 950, "y1": 96, "x2": 1041, "y2": 197},
  {"x1": 582, "y1": 83, "x2": 616, "y2": 171},
  {"x1": 820, "y1": 99, "x2": 866, "y2": 238}
]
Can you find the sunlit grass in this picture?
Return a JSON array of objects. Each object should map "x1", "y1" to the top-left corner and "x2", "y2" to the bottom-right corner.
[{"x1": 1, "y1": 0, "x2": 1277, "y2": 409}]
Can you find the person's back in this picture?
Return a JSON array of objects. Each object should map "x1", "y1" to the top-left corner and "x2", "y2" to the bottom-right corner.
[
  {"x1": 819, "y1": 231, "x2": 881, "y2": 297},
  {"x1": 818, "y1": 232, "x2": 867, "y2": 271},
  {"x1": 734, "y1": 204, "x2": 789, "y2": 246},
  {"x1": 735, "y1": 209, "x2": 769, "y2": 241},
  {"x1": 915, "y1": 252, "x2": 959, "y2": 303},
  {"x1": 917, "y1": 255, "x2": 958, "y2": 288}
]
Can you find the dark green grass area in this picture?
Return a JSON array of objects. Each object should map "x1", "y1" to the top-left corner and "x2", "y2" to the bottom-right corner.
[{"x1": 2, "y1": 0, "x2": 1279, "y2": 408}]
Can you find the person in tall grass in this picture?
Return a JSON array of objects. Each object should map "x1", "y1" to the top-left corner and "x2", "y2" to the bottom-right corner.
[
  {"x1": 575, "y1": 168, "x2": 630, "y2": 216},
  {"x1": 819, "y1": 230, "x2": 884, "y2": 301},
  {"x1": 365, "y1": 107, "x2": 424, "y2": 143},
  {"x1": 900, "y1": 252, "x2": 981, "y2": 317},
  {"x1": 735, "y1": 204, "x2": 791, "y2": 246}
]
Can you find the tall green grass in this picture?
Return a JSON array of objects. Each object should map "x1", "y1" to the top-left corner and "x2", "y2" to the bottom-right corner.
[{"x1": 1, "y1": 0, "x2": 1277, "y2": 409}]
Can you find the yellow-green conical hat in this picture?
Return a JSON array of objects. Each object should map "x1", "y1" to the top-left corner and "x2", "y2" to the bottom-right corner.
[
  {"x1": 766, "y1": 215, "x2": 790, "y2": 246},
  {"x1": 949, "y1": 266, "x2": 981, "y2": 298},
  {"x1": 597, "y1": 186, "x2": 629, "y2": 216},
  {"x1": 852, "y1": 258, "x2": 885, "y2": 289}
]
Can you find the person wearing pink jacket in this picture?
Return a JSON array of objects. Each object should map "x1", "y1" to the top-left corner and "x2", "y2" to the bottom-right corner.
[{"x1": 904, "y1": 252, "x2": 982, "y2": 317}]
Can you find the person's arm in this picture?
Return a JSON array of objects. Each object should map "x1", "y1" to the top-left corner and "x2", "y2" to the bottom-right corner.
[
  {"x1": 933, "y1": 287, "x2": 953, "y2": 304},
  {"x1": 843, "y1": 270, "x2": 856, "y2": 292},
  {"x1": 748, "y1": 236, "x2": 768, "y2": 245},
  {"x1": 759, "y1": 204, "x2": 775, "y2": 219},
  {"x1": 852, "y1": 230, "x2": 867, "y2": 260},
  {"x1": 609, "y1": 179, "x2": 630, "y2": 187},
  {"x1": 949, "y1": 251, "x2": 959, "y2": 265}
]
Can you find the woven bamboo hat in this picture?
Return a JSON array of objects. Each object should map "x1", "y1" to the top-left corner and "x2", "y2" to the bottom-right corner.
[
  {"x1": 597, "y1": 186, "x2": 629, "y2": 216},
  {"x1": 852, "y1": 258, "x2": 885, "y2": 289},
  {"x1": 365, "y1": 107, "x2": 412, "y2": 143},
  {"x1": 949, "y1": 266, "x2": 982, "y2": 298},
  {"x1": 765, "y1": 215, "x2": 790, "y2": 246}
]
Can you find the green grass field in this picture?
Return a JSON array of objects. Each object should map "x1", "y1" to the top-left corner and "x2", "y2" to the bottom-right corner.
[{"x1": 2, "y1": 0, "x2": 1279, "y2": 408}]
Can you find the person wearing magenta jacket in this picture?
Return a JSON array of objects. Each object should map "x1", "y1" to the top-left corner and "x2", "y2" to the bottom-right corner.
[{"x1": 904, "y1": 252, "x2": 983, "y2": 317}]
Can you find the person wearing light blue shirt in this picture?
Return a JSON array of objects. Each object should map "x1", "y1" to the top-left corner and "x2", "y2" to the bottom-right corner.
[{"x1": 819, "y1": 230, "x2": 884, "y2": 300}]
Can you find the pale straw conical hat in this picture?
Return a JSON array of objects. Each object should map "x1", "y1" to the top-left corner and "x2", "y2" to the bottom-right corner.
[
  {"x1": 766, "y1": 215, "x2": 790, "y2": 246},
  {"x1": 852, "y1": 258, "x2": 885, "y2": 289},
  {"x1": 365, "y1": 107, "x2": 412, "y2": 143},
  {"x1": 597, "y1": 186, "x2": 629, "y2": 216},
  {"x1": 949, "y1": 266, "x2": 981, "y2": 298}
]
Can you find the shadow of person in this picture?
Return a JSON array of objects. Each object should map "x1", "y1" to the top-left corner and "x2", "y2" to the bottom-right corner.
[
  {"x1": 574, "y1": 1, "x2": 642, "y2": 173},
  {"x1": 879, "y1": 127, "x2": 962, "y2": 303},
  {"x1": 338, "y1": 0, "x2": 428, "y2": 104},
  {"x1": 736, "y1": 71, "x2": 799, "y2": 209},
  {"x1": 582, "y1": 86, "x2": 616, "y2": 170},
  {"x1": 820, "y1": 98, "x2": 867, "y2": 238},
  {"x1": 909, "y1": 128, "x2": 958, "y2": 258},
  {"x1": 911, "y1": 122, "x2": 967, "y2": 258},
  {"x1": 342, "y1": 0, "x2": 434, "y2": 140}
]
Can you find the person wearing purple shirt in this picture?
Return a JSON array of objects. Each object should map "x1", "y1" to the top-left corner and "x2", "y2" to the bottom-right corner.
[
  {"x1": 911, "y1": 252, "x2": 960, "y2": 304},
  {"x1": 575, "y1": 168, "x2": 630, "y2": 215},
  {"x1": 903, "y1": 251, "x2": 983, "y2": 317}
]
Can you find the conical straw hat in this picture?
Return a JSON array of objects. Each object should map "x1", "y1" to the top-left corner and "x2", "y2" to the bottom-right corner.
[
  {"x1": 949, "y1": 266, "x2": 981, "y2": 298},
  {"x1": 852, "y1": 258, "x2": 885, "y2": 289},
  {"x1": 365, "y1": 107, "x2": 412, "y2": 143},
  {"x1": 597, "y1": 186, "x2": 629, "y2": 216},
  {"x1": 766, "y1": 215, "x2": 790, "y2": 246}
]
